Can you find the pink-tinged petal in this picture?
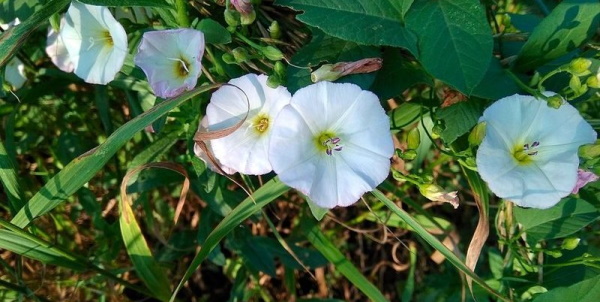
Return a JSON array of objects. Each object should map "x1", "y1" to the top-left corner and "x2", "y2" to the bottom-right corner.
[
  {"x1": 571, "y1": 169, "x2": 599, "y2": 194},
  {"x1": 134, "y1": 28, "x2": 205, "y2": 98}
]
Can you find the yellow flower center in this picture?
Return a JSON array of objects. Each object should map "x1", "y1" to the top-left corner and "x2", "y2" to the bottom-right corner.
[
  {"x1": 171, "y1": 57, "x2": 191, "y2": 78},
  {"x1": 250, "y1": 114, "x2": 270, "y2": 135},
  {"x1": 315, "y1": 131, "x2": 343, "y2": 156},
  {"x1": 103, "y1": 30, "x2": 113, "y2": 46},
  {"x1": 512, "y1": 141, "x2": 540, "y2": 166}
]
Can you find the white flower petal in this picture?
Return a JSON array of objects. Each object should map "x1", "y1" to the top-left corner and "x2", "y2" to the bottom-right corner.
[
  {"x1": 60, "y1": 1, "x2": 127, "y2": 84},
  {"x1": 193, "y1": 117, "x2": 236, "y2": 175},
  {"x1": 5, "y1": 58, "x2": 26, "y2": 89},
  {"x1": 477, "y1": 93, "x2": 597, "y2": 209},
  {"x1": 46, "y1": 20, "x2": 75, "y2": 73},
  {"x1": 134, "y1": 28, "x2": 204, "y2": 98},
  {"x1": 206, "y1": 74, "x2": 291, "y2": 175},
  {"x1": 270, "y1": 81, "x2": 393, "y2": 208}
]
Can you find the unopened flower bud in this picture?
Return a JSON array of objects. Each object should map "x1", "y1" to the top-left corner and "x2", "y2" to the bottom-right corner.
[
  {"x1": 407, "y1": 128, "x2": 420, "y2": 150},
  {"x1": 546, "y1": 94, "x2": 563, "y2": 109},
  {"x1": 561, "y1": 237, "x2": 580, "y2": 250},
  {"x1": 240, "y1": 10, "x2": 256, "y2": 25},
  {"x1": 568, "y1": 58, "x2": 592, "y2": 76},
  {"x1": 401, "y1": 149, "x2": 417, "y2": 161},
  {"x1": 269, "y1": 21, "x2": 281, "y2": 39},
  {"x1": 586, "y1": 75, "x2": 600, "y2": 89},
  {"x1": 273, "y1": 61, "x2": 286, "y2": 77},
  {"x1": 231, "y1": 0, "x2": 253, "y2": 15},
  {"x1": 224, "y1": 9, "x2": 240, "y2": 27},
  {"x1": 571, "y1": 169, "x2": 599, "y2": 194},
  {"x1": 469, "y1": 121, "x2": 486, "y2": 146},
  {"x1": 232, "y1": 47, "x2": 250, "y2": 63},
  {"x1": 222, "y1": 53, "x2": 235, "y2": 64},
  {"x1": 545, "y1": 250, "x2": 562, "y2": 258},
  {"x1": 311, "y1": 58, "x2": 382, "y2": 83},
  {"x1": 579, "y1": 140, "x2": 600, "y2": 159},
  {"x1": 262, "y1": 46, "x2": 283, "y2": 61},
  {"x1": 266, "y1": 74, "x2": 282, "y2": 88},
  {"x1": 418, "y1": 184, "x2": 459, "y2": 209},
  {"x1": 432, "y1": 121, "x2": 445, "y2": 139},
  {"x1": 569, "y1": 75, "x2": 582, "y2": 92}
]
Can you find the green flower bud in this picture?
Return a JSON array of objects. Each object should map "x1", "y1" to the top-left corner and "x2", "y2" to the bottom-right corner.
[
  {"x1": 266, "y1": 74, "x2": 282, "y2": 88},
  {"x1": 273, "y1": 61, "x2": 286, "y2": 77},
  {"x1": 546, "y1": 95, "x2": 563, "y2": 109},
  {"x1": 240, "y1": 10, "x2": 256, "y2": 25},
  {"x1": 401, "y1": 149, "x2": 417, "y2": 161},
  {"x1": 262, "y1": 46, "x2": 283, "y2": 61},
  {"x1": 310, "y1": 64, "x2": 339, "y2": 82},
  {"x1": 431, "y1": 122, "x2": 445, "y2": 139},
  {"x1": 579, "y1": 140, "x2": 600, "y2": 160},
  {"x1": 468, "y1": 121, "x2": 486, "y2": 146},
  {"x1": 545, "y1": 250, "x2": 562, "y2": 258},
  {"x1": 232, "y1": 47, "x2": 250, "y2": 63},
  {"x1": 407, "y1": 128, "x2": 421, "y2": 150},
  {"x1": 224, "y1": 9, "x2": 240, "y2": 27},
  {"x1": 222, "y1": 53, "x2": 236, "y2": 64},
  {"x1": 269, "y1": 21, "x2": 281, "y2": 39},
  {"x1": 586, "y1": 75, "x2": 600, "y2": 89},
  {"x1": 561, "y1": 237, "x2": 580, "y2": 250},
  {"x1": 568, "y1": 58, "x2": 592, "y2": 76},
  {"x1": 569, "y1": 75, "x2": 582, "y2": 92},
  {"x1": 418, "y1": 183, "x2": 459, "y2": 208}
]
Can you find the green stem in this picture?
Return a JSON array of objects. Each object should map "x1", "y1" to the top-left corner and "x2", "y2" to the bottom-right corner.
[
  {"x1": 537, "y1": 68, "x2": 566, "y2": 92},
  {"x1": 506, "y1": 70, "x2": 541, "y2": 97},
  {"x1": 175, "y1": 0, "x2": 190, "y2": 27},
  {"x1": 235, "y1": 32, "x2": 264, "y2": 51}
]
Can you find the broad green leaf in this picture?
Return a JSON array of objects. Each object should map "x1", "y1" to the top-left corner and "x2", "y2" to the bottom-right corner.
[
  {"x1": 0, "y1": 0, "x2": 70, "y2": 67},
  {"x1": 300, "y1": 217, "x2": 388, "y2": 302},
  {"x1": 533, "y1": 274, "x2": 600, "y2": 302},
  {"x1": 11, "y1": 84, "x2": 221, "y2": 228},
  {"x1": 287, "y1": 29, "x2": 380, "y2": 93},
  {"x1": 79, "y1": 0, "x2": 172, "y2": 7},
  {"x1": 120, "y1": 193, "x2": 171, "y2": 301},
  {"x1": 405, "y1": 0, "x2": 493, "y2": 94},
  {"x1": 437, "y1": 101, "x2": 484, "y2": 144},
  {"x1": 373, "y1": 190, "x2": 509, "y2": 301},
  {"x1": 514, "y1": 0, "x2": 600, "y2": 72},
  {"x1": 513, "y1": 198, "x2": 599, "y2": 244},
  {"x1": 231, "y1": 230, "x2": 277, "y2": 277},
  {"x1": 0, "y1": 139, "x2": 24, "y2": 214},
  {"x1": 196, "y1": 18, "x2": 231, "y2": 44},
  {"x1": 471, "y1": 58, "x2": 522, "y2": 100},
  {"x1": 170, "y1": 178, "x2": 289, "y2": 302},
  {"x1": 370, "y1": 48, "x2": 432, "y2": 100},
  {"x1": 276, "y1": 0, "x2": 417, "y2": 54}
]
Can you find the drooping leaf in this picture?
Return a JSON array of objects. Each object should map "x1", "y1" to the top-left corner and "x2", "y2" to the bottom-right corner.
[
  {"x1": 514, "y1": 0, "x2": 600, "y2": 72},
  {"x1": 287, "y1": 29, "x2": 380, "y2": 93},
  {"x1": 471, "y1": 58, "x2": 522, "y2": 100},
  {"x1": 276, "y1": 0, "x2": 417, "y2": 53},
  {"x1": 513, "y1": 198, "x2": 599, "y2": 244},
  {"x1": 405, "y1": 0, "x2": 493, "y2": 94}
]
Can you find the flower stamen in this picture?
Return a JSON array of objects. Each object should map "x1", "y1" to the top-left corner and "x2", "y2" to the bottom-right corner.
[
  {"x1": 317, "y1": 134, "x2": 343, "y2": 156},
  {"x1": 167, "y1": 57, "x2": 191, "y2": 77},
  {"x1": 513, "y1": 141, "x2": 540, "y2": 165}
]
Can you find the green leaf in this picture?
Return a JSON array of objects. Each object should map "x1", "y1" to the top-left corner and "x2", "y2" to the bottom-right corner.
[
  {"x1": 0, "y1": 0, "x2": 70, "y2": 68},
  {"x1": 405, "y1": 0, "x2": 493, "y2": 94},
  {"x1": 389, "y1": 102, "x2": 422, "y2": 132},
  {"x1": 196, "y1": 18, "x2": 231, "y2": 44},
  {"x1": 170, "y1": 178, "x2": 289, "y2": 302},
  {"x1": 119, "y1": 195, "x2": 171, "y2": 301},
  {"x1": 305, "y1": 197, "x2": 328, "y2": 221},
  {"x1": 231, "y1": 230, "x2": 277, "y2": 276},
  {"x1": 287, "y1": 29, "x2": 380, "y2": 93},
  {"x1": 533, "y1": 274, "x2": 600, "y2": 302},
  {"x1": 513, "y1": 198, "x2": 599, "y2": 244},
  {"x1": 0, "y1": 139, "x2": 24, "y2": 214},
  {"x1": 373, "y1": 190, "x2": 509, "y2": 301},
  {"x1": 370, "y1": 48, "x2": 432, "y2": 100},
  {"x1": 78, "y1": 0, "x2": 172, "y2": 7},
  {"x1": 276, "y1": 0, "x2": 417, "y2": 53},
  {"x1": 11, "y1": 84, "x2": 221, "y2": 228},
  {"x1": 471, "y1": 58, "x2": 522, "y2": 100},
  {"x1": 514, "y1": 0, "x2": 600, "y2": 72},
  {"x1": 300, "y1": 217, "x2": 388, "y2": 302},
  {"x1": 436, "y1": 101, "x2": 484, "y2": 144}
]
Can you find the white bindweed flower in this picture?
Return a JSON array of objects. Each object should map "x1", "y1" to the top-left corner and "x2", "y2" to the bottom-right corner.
[
  {"x1": 193, "y1": 116, "x2": 236, "y2": 175},
  {"x1": 1, "y1": 18, "x2": 26, "y2": 89},
  {"x1": 60, "y1": 1, "x2": 127, "y2": 84},
  {"x1": 476, "y1": 93, "x2": 597, "y2": 209},
  {"x1": 205, "y1": 74, "x2": 291, "y2": 175},
  {"x1": 269, "y1": 82, "x2": 394, "y2": 208},
  {"x1": 45, "y1": 18, "x2": 75, "y2": 73},
  {"x1": 134, "y1": 28, "x2": 205, "y2": 98}
]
